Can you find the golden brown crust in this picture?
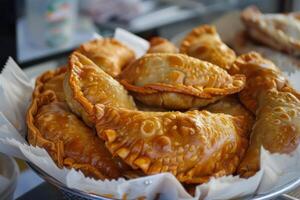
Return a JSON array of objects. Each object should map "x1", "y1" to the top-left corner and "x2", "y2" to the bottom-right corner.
[
  {"x1": 241, "y1": 6, "x2": 300, "y2": 55},
  {"x1": 26, "y1": 92, "x2": 126, "y2": 179},
  {"x1": 204, "y1": 95, "x2": 255, "y2": 137},
  {"x1": 238, "y1": 89, "x2": 300, "y2": 177},
  {"x1": 63, "y1": 52, "x2": 136, "y2": 126},
  {"x1": 147, "y1": 37, "x2": 178, "y2": 53},
  {"x1": 120, "y1": 53, "x2": 245, "y2": 109},
  {"x1": 230, "y1": 52, "x2": 290, "y2": 113},
  {"x1": 77, "y1": 38, "x2": 135, "y2": 77},
  {"x1": 33, "y1": 67, "x2": 67, "y2": 102},
  {"x1": 180, "y1": 25, "x2": 236, "y2": 70},
  {"x1": 95, "y1": 104, "x2": 248, "y2": 184}
]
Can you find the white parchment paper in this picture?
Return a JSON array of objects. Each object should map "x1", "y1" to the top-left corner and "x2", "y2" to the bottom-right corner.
[{"x1": 0, "y1": 28, "x2": 300, "y2": 200}]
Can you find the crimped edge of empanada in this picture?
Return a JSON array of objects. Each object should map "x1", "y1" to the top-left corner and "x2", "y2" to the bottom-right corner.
[
  {"x1": 33, "y1": 66, "x2": 67, "y2": 99},
  {"x1": 121, "y1": 74, "x2": 246, "y2": 99}
]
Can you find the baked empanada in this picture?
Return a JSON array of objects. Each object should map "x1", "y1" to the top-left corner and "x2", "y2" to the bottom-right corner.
[
  {"x1": 204, "y1": 96, "x2": 255, "y2": 137},
  {"x1": 64, "y1": 52, "x2": 136, "y2": 126},
  {"x1": 147, "y1": 37, "x2": 178, "y2": 53},
  {"x1": 238, "y1": 89, "x2": 300, "y2": 177},
  {"x1": 33, "y1": 66, "x2": 67, "y2": 102},
  {"x1": 120, "y1": 53, "x2": 246, "y2": 109},
  {"x1": 27, "y1": 92, "x2": 127, "y2": 179},
  {"x1": 230, "y1": 52, "x2": 290, "y2": 113},
  {"x1": 241, "y1": 6, "x2": 300, "y2": 55},
  {"x1": 77, "y1": 38, "x2": 135, "y2": 77},
  {"x1": 180, "y1": 25, "x2": 236, "y2": 70},
  {"x1": 95, "y1": 104, "x2": 248, "y2": 183}
]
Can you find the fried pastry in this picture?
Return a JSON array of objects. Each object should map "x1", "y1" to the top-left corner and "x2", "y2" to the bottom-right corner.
[
  {"x1": 147, "y1": 37, "x2": 178, "y2": 53},
  {"x1": 204, "y1": 96, "x2": 255, "y2": 137},
  {"x1": 77, "y1": 38, "x2": 135, "y2": 77},
  {"x1": 230, "y1": 52, "x2": 290, "y2": 113},
  {"x1": 27, "y1": 92, "x2": 127, "y2": 179},
  {"x1": 241, "y1": 6, "x2": 300, "y2": 55},
  {"x1": 238, "y1": 89, "x2": 300, "y2": 177},
  {"x1": 33, "y1": 67, "x2": 67, "y2": 102},
  {"x1": 95, "y1": 104, "x2": 248, "y2": 184},
  {"x1": 180, "y1": 25, "x2": 236, "y2": 70},
  {"x1": 64, "y1": 52, "x2": 136, "y2": 126},
  {"x1": 120, "y1": 53, "x2": 246, "y2": 109}
]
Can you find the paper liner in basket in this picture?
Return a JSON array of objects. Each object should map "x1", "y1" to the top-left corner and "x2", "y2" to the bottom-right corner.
[{"x1": 0, "y1": 28, "x2": 300, "y2": 200}]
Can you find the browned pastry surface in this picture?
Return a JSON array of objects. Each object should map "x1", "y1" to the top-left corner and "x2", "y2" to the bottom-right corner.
[
  {"x1": 95, "y1": 104, "x2": 248, "y2": 184},
  {"x1": 204, "y1": 96, "x2": 255, "y2": 137},
  {"x1": 147, "y1": 37, "x2": 178, "y2": 53},
  {"x1": 33, "y1": 67, "x2": 67, "y2": 102},
  {"x1": 180, "y1": 25, "x2": 236, "y2": 70},
  {"x1": 27, "y1": 92, "x2": 128, "y2": 179},
  {"x1": 120, "y1": 53, "x2": 245, "y2": 109},
  {"x1": 230, "y1": 52, "x2": 300, "y2": 177},
  {"x1": 63, "y1": 52, "x2": 136, "y2": 126},
  {"x1": 241, "y1": 6, "x2": 300, "y2": 56},
  {"x1": 77, "y1": 38, "x2": 135, "y2": 77},
  {"x1": 238, "y1": 89, "x2": 300, "y2": 177}
]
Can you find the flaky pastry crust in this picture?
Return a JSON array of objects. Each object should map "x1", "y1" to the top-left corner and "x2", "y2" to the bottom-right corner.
[
  {"x1": 26, "y1": 92, "x2": 127, "y2": 179},
  {"x1": 147, "y1": 37, "x2": 178, "y2": 53},
  {"x1": 77, "y1": 38, "x2": 135, "y2": 77},
  {"x1": 241, "y1": 6, "x2": 300, "y2": 55},
  {"x1": 95, "y1": 104, "x2": 248, "y2": 183},
  {"x1": 120, "y1": 53, "x2": 245, "y2": 109},
  {"x1": 63, "y1": 52, "x2": 136, "y2": 126},
  {"x1": 238, "y1": 89, "x2": 300, "y2": 177},
  {"x1": 180, "y1": 25, "x2": 236, "y2": 70}
]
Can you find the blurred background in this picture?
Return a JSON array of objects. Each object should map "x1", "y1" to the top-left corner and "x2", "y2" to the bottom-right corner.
[
  {"x1": 0, "y1": 0, "x2": 298, "y2": 70},
  {"x1": 0, "y1": 0, "x2": 300, "y2": 199}
]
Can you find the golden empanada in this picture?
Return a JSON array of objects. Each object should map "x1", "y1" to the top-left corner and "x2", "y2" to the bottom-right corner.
[
  {"x1": 77, "y1": 38, "x2": 135, "y2": 77},
  {"x1": 33, "y1": 67, "x2": 67, "y2": 102},
  {"x1": 241, "y1": 6, "x2": 300, "y2": 55},
  {"x1": 95, "y1": 104, "x2": 248, "y2": 183},
  {"x1": 238, "y1": 89, "x2": 300, "y2": 177},
  {"x1": 147, "y1": 37, "x2": 178, "y2": 53},
  {"x1": 204, "y1": 96, "x2": 255, "y2": 137},
  {"x1": 180, "y1": 25, "x2": 236, "y2": 70},
  {"x1": 64, "y1": 52, "x2": 136, "y2": 126},
  {"x1": 27, "y1": 92, "x2": 127, "y2": 179},
  {"x1": 120, "y1": 53, "x2": 245, "y2": 109}
]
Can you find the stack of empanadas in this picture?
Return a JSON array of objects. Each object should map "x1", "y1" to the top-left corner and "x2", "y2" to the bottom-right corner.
[{"x1": 26, "y1": 23, "x2": 300, "y2": 191}]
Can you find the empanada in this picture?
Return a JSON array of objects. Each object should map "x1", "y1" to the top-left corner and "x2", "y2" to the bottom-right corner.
[
  {"x1": 27, "y1": 92, "x2": 127, "y2": 179},
  {"x1": 204, "y1": 96, "x2": 255, "y2": 137},
  {"x1": 238, "y1": 89, "x2": 300, "y2": 177},
  {"x1": 64, "y1": 52, "x2": 136, "y2": 126},
  {"x1": 180, "y1": 25, "x2": 236, "y2": 70},
  {"x1": 95, "y1": 104, "x2": 248, "y2": 183},
  {"x1": 77, "y1": 38, "x2": 135, "y2": 77},
  {"x1": 33, "y1": 66, "x2": 67, "y2": 102},
  {"x1": 147, "y1": 37, "x2": 178, "y2": 53},
  {"x1": 120, "y1": 53, "x2": 245, "y2": 109},
  {"x1": 241, "y1": 6, "x2": 300, "y2": 55}
]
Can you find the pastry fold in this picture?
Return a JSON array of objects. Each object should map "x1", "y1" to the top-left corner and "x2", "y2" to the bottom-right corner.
[
  {"x1": 63, "y1": 52, "x2": 136, "y2": 126},
  {"x1": 120, "y1": 53, "x2": 245, "y2": 109},
  {"x1": 33, "y1": 66, "x2": 67, "y2": 102},
  {"x1": 180, "y1": 25, "x2": 236, "y2": 70},
  {"x1": 26, "y1": 92, "x2": 126, "y2": 179},
  {"x1": 95, "y1": 104, "x2": 248, "y2": 184},
  {"x1": 241, "y1": 6, "x2": 300, "y2": 55},
  {"x1": 77, "y1": 38, "x2": 135, "y2": 77},
  {"x1": 147, "y1": 37, "x2": 178, "y2": 53}
]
